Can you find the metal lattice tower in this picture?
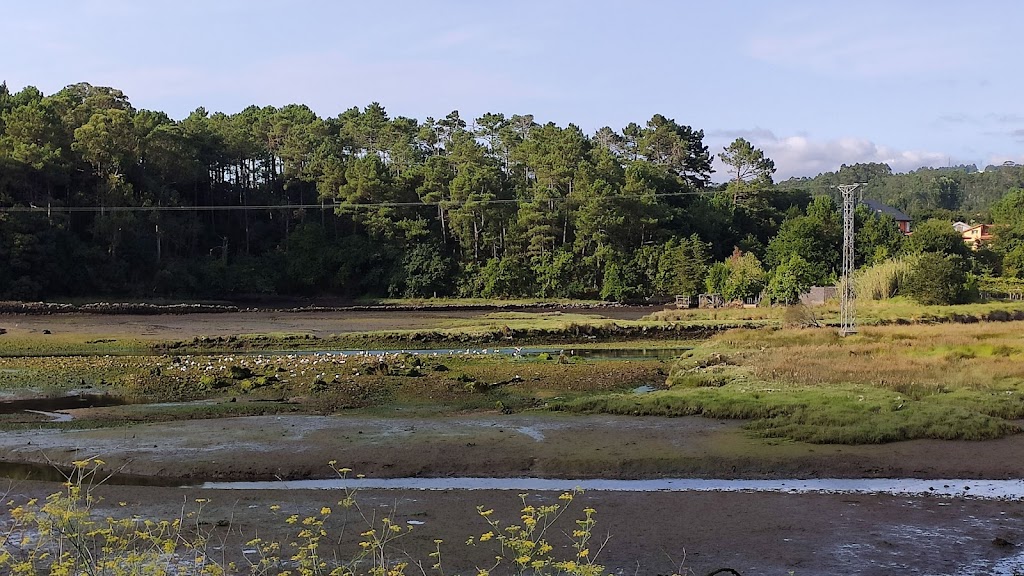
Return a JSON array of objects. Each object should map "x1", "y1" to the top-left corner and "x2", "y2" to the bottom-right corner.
[{"x1": 838, "y1": 183, "x2": 864, "y2": 336}]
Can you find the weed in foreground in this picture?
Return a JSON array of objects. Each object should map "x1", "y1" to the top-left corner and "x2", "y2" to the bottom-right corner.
[
  {"x1": 466, "y1": 490, "x2": 604, "y2": 576},
  {"x1": 2, "y1": 458, "x2": 224, "y2": 575},
  {"x1": 2, "y1": 462, "x2": 737, "y2": 576}
]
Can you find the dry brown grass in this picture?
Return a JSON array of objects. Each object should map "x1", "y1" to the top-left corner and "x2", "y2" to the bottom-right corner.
[{"x1": 745, "y1": 323, "x2": 1024, "y2": 392}]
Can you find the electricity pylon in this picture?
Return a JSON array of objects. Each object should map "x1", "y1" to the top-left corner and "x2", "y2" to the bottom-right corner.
[{"x1": 838, "y1": 183, "x2": 864, "y2": 336}]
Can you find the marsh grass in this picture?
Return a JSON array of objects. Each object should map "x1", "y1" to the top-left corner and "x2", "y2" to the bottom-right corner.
[
  {"x1": 153, "y1": 313, "x2": 747, "y2": 355},
  {"x1": 645, "y1": 298, "x2": 1024, "y2": 328},
  {"x1": 0, "y1": 351, "x2": 667, "y2": 427},
  {"x1": 554, "y1": 321, "x2": 1024, "y2": 444},
  {"x1": 2, "y1": 299, "x2": 1024, "y2": 357}
]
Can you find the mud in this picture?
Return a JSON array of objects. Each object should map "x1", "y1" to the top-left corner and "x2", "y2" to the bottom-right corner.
[
  {"x1": 4, "y1": 413, "x2": 1024, "y2": 574},
  {"x1": 5, "y1": 413, "x2": 1024, "y2": 483},
  {"x1": 0, "y1": 306, "x2": 662, "y2": 340}
]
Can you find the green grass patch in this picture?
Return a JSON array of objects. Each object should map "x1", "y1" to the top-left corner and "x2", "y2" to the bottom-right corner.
[
  {"x1": 554, "y1": 321, "x2": 1024, "y2": 444},
  {"x1": 552, "y1": 382, "x2": 1022, "y2": 444}
]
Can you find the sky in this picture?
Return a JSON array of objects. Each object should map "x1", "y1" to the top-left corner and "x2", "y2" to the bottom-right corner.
[{"x1": 2, "y1": 0, "x2": 1022, "y2": 181}]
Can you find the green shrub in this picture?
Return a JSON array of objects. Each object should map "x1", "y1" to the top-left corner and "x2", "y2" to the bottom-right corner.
[
  {"x1": 766, "y1": 254, "x2": 816, "y2": 304},
  {"x1": 905, "y1": 253, "x2": 972, "y2": 305}
]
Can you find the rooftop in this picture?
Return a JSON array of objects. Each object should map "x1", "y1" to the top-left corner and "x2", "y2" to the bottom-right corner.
[{"x1": 861, "y1": 199, "x2": 911, "y2": 222}]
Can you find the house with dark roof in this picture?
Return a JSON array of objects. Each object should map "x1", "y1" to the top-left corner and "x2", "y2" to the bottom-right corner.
[{"x1": 861, "y1": 199, "x2": 911, "y2": 234}]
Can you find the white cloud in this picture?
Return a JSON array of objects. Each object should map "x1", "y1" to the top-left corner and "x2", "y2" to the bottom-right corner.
[{"x1": 710, "y1": 129, "x2": 951, "y2": 181}]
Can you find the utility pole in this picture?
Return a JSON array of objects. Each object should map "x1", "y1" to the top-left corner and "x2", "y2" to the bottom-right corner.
[{"x1": 837, "y1": 183, "x2": 865, "y2": 336}]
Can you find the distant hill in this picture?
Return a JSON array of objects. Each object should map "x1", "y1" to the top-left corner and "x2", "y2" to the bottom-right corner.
[{"x1": 777, "y1": 162, "x2": 1024, "y2": 221}]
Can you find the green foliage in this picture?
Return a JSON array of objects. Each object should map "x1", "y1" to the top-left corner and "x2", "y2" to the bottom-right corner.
[
  {"x1": 765, "y1": 196, "x2": 841, "y2": 284},
  {"x1": 722, "y1": 251, "x2": 767, "y2": 302},
  {"x1": 599, "y1": 260, "x2": 641, "y2": 302},
  {"x1": 778, "y1": 161, "x2": 1022, "y2": 217},
  {"x1": 990, "y1": 187, "x2": 1024, "y2": 226},
  {"x1": 1003, "y1": 244, "x2": 1024, "y2": 279},
  {"x1": 467, "y1": 256, "x2": 534, "y2": 299},
  {"x1": 765, "y1": 254, "x2": 816, "y2": 304},
  {"x1": 904, "y1": 218, "x2": 971, "y2": 258},
  {"x1": 532, "y1": 249, "x2": 593, "y2": 298},
  {"x1": 3, "y1": 81, "x2": 1024, "y2": 302},
  {"x1": 855, "y1": 206, "x2": 905, "y2": 265},
  {"x1": 652, "y1": 234, "x2": 710, "y2": 297},
  {"x1": 719, "y1": 137, "x2": 775, "y2": 187},
  {"x1": 905, "y1": 252, "x2": 974, "y2": 305},
  {"x1": 704, "y1": 261, "x2": 729, "y2": 295},
  {"x1": 396, "y1": 242, "x2": 454, "y2": 298}
]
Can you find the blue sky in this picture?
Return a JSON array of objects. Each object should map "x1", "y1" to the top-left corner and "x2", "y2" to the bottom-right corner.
[{"x1": 2, "y1": 0, "x2": 1021, "y2": 180}]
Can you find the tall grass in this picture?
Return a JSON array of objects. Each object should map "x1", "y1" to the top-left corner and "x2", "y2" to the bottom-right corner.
[{"x1": 854, "y1": 255, "x2": 919, "y2": 301}]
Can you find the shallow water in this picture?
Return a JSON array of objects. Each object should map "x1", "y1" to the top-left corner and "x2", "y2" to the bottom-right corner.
[
  {"x1": 0, "y1": 460, "x2": 185, "y2": 486},
  {"x1": 197, "y1": 477, "x2": 1024, "y2": 500},
  {"x1": 278, "y1": 347, "x2": 690, "y2": 361},
  {"x1": 0, "y1": 394, "x2": 127, "y2": 414},
  {"x1": 23, "y1": 409, "x2": 73, "y2": 422}
]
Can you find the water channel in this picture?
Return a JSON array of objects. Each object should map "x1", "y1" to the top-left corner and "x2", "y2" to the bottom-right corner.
[
  {"x1": 0, "y1": 393, "x2": 127, "y2": 414},
  {"x1": 197, "y1": 476, "x2": 1024, "y2": 500}
]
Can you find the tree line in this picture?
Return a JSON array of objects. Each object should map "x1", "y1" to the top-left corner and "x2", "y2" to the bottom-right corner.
[{"x1": 0, "y1": 81, "x2": 1019, "y2": 303}]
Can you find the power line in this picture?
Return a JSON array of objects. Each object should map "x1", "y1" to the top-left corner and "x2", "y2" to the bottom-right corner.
[
  {"x1": 0, "y1": 183, "x2": 866, "y2": 214},
  {"x1": 0, "y1": 192, "x2": 709, "y2": 213}
]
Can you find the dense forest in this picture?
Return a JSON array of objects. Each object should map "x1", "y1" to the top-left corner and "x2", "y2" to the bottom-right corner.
[{"x1": 2, "y1": 81, "x2": 1024, "y2": 303}]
